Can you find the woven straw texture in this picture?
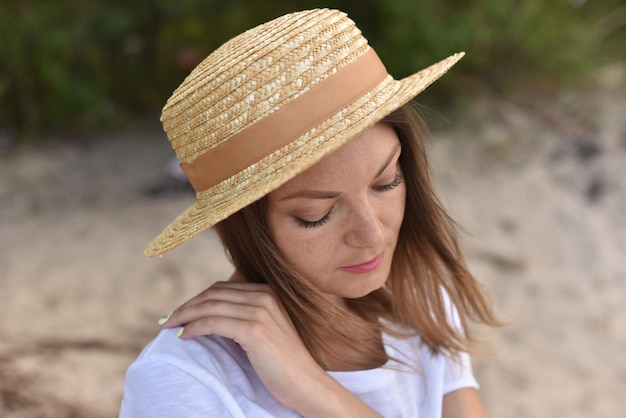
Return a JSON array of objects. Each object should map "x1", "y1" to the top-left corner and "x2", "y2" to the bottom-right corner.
[{"x1": 146, "y1": 8, "x2": 464, "y2": 256}]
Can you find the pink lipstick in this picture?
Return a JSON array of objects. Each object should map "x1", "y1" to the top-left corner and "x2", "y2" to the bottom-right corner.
[{"x1": 341, "y1": 252, "x2": 384, "y2": 274}]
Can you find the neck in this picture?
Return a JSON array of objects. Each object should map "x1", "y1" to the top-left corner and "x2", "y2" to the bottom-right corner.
[
  {"x1": 229, "y1": 269, "x2": 387, "y2": 371},
  {"x1": 322, "y1": 330, "x2": 387, "y2": 371}
]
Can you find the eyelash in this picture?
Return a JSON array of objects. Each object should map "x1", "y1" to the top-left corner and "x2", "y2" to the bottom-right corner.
[
  {"x1": 373, "y1": 173, "x2": 403, "y2": 192},
  {"x1": 296, "y1": 174, "x2": 403, "y2": 229},
  {"x1": 298, "y1": 213, "x2": 331, "y2": 229}
]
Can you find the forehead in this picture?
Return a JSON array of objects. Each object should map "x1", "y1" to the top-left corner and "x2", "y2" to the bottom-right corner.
[{"x1": 270, "y1": 122, "x2": 400, "y2": 193}]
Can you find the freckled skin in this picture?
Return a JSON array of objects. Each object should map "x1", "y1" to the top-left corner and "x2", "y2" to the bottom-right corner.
[{"x1": 267, "y1": 123, "x2": 406, "y2": 304}]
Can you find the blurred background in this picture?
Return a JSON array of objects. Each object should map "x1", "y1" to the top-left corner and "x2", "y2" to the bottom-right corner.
[
  {"x1": 2, "y1": 0, "x2": 624, "y2": 140},
  {"x1": 0, "y1": 1, "x2": 624, "y2": 417}
]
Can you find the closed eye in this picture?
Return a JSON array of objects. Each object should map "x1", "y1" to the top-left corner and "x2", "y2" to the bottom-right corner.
[
  {"x1": 297, "y1": 212, "x2": 331, "y2": 228},
  {"x1": 373, "y1": 173, "x2": 403, "y2": 192}
]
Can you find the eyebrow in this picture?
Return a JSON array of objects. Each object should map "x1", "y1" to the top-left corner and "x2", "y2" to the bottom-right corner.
[{"x1": 279, "y1": 144, "x2": 401, "y2": 201}]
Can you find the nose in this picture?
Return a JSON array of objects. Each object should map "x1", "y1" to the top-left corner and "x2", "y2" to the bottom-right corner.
[{"x1": 344, "y1": 200, "x2": 385, "y2": 248}]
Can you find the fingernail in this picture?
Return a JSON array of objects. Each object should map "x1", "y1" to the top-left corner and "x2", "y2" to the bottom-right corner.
[
  {"x1": 176, "y1": 327, "x2": 185, "y2": 338},
  {"x1": 157, "y1": 312, "x2": 172, "y2": 325}
]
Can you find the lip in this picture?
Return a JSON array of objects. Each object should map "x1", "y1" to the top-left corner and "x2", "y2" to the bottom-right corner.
[{"x1": 340, "y1": 252, "x2": 385, "y2": 274}]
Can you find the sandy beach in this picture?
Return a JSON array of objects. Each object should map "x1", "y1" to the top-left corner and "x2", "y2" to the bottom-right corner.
[{"x1": 1, "y1": 73, "x2": 624, "y2": 417}]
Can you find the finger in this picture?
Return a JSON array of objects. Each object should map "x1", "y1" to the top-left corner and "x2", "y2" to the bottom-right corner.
[
  {"x1": 211, "y1": 281, "x2": 272, "y2": 292},
  {"x1": 178, "y1": 314, "x2": 256, "y2": 343},
  {"x1": 178, "y1": 314, "x2": 276, "y2": 350},
  {"x1": 159, "y1": 281, "x2": 272, "y2": 326},
  {"x1": 173, "y1": 281, "x2": 273, "y2": 311},
  {"x1": 168, "y1": 298, "x2": 274, "y2": 330},
  {"x1": 162, "y1": 287, "x2": 279, "y2": 328}
]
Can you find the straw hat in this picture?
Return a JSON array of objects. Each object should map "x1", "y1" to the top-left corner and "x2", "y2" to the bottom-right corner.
[{"x1": 145, "y1": 8, "x2": 464, "y2": 256}]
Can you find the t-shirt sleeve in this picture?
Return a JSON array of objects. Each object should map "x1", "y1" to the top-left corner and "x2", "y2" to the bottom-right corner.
[
  {"x1": 441, "y1": 292, "x2": 480, "y2": 394},
  {"x1": 119, "y1": 358, "x2": 244, "y2": 418},
  {"x1": 442, "y1": 350, "x2": 479, "y2": 394}
]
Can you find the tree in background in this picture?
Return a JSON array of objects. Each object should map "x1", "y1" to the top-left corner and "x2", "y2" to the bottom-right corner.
[{"x1": 0, "y1": 0, "x2": 623, "y2": 141}]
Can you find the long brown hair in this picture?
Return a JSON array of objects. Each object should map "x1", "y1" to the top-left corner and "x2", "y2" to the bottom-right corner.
[{"x1": 215, "y1": 103, "x2": 500, "y2": 370}]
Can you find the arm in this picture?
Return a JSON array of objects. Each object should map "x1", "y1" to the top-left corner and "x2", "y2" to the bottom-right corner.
[
  {"x1": 162, "y1": 281, "x2": 381, "y2": 418},
  {"x1": 442, "y1": 388, "x2": 489, "y2": 418},
  {"x1": 291, "y1": 372, "x2": 383, "y2": 418}
]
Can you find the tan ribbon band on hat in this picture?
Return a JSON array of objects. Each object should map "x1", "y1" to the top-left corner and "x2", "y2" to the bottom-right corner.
[{"x1": 180, "y1": 49, "x2": 388, "y2": 193}]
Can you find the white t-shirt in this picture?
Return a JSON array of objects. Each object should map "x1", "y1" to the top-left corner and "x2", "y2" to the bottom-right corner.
[{"x1": 119, "y1": 325, "x2": 478, "y2": 417}]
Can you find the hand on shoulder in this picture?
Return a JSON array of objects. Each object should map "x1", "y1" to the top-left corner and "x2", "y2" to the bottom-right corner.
[{"x1": 159, "y1": 280, "x2": 380, "y2": 416}]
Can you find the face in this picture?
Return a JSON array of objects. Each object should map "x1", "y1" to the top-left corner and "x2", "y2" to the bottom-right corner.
[{"x1": 267, "y1": 122, "x2": 406, "y2": 305}]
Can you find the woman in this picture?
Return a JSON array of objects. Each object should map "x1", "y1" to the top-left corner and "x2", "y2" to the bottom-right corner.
[{"x1": 120, "y1": 9, "x2": 500, "y2": 417}]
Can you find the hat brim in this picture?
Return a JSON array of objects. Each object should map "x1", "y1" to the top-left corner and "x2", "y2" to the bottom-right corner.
[{"x1": 145, "y1": 52, "x2": 464, "y2": 256}]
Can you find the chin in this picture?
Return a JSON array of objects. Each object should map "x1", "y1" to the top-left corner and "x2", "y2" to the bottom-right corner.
[{"x1": 342, "y1": 275, "x2": 389, "y2": 300}]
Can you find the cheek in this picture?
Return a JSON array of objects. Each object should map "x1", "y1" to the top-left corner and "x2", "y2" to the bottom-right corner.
[
  {"x1": 277, "y1": 231, "x2": 334, "y2": 272},
  {"x1": 268, "y1": 220, "x2": 329, "y2": 272},
  {"x1": 399, "y1": 186, "x2": 407, "y2": 224},
  {"x1": 388, "y1": 185, "x2": 407, "y2": 232}
]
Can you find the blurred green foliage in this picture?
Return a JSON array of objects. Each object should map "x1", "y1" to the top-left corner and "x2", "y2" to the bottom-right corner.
[{"x1": 0, "y1": 0, "x2": 624, "y2": 141}]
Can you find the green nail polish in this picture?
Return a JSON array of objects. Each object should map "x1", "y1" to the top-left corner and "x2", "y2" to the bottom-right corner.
[
  {"x1": 158, "y1": 312, "x2": 172, "y2": 325},
  {"x1": 176, "y1": 327, "x2": 185, "y2": 338}
]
